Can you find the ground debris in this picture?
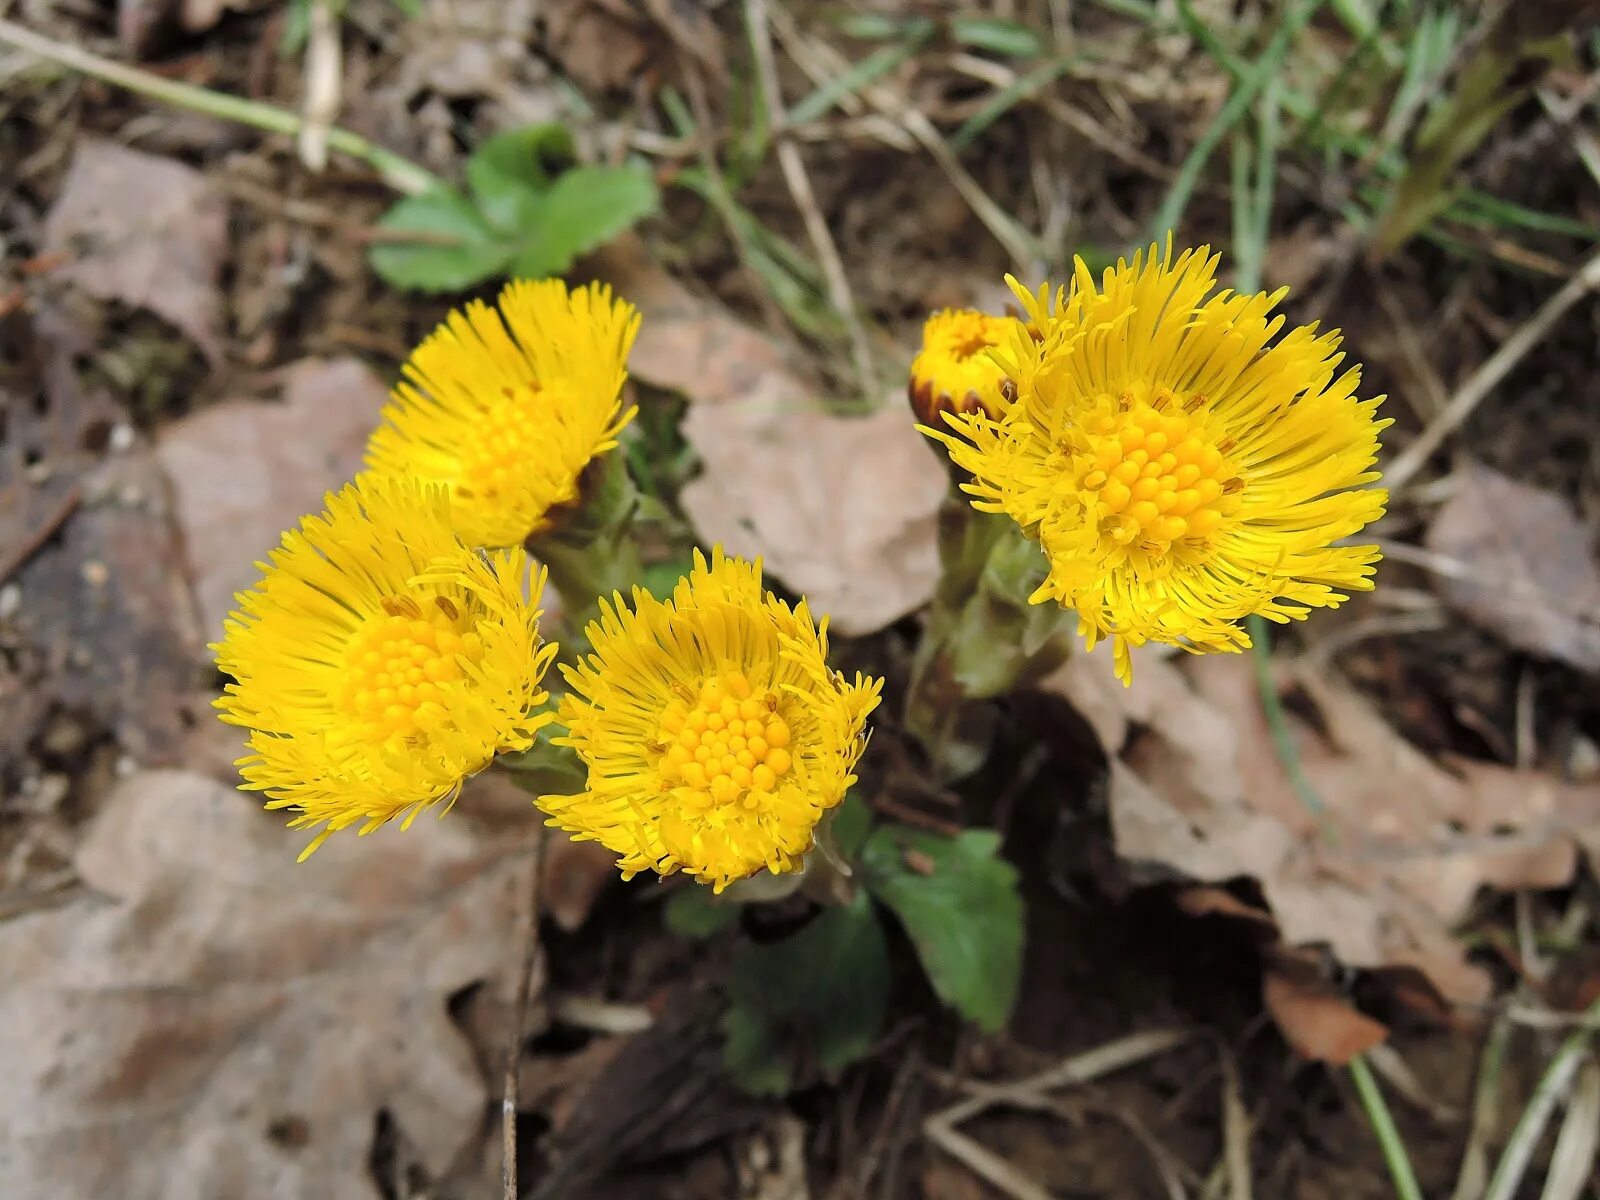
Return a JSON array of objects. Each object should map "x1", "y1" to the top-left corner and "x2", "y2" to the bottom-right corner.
[
  {"x1": 0, "y1": 768, "x2": 525, "y2": 1200},
  {"x1": 42, "y1": 140, "x2": 229, "y2": 364},
  {"x1": 1424, "y1": 462, "x2": 1600, "y2": 675},
  {"x1": 1043, "y1": 649, "x2": 1600, "y2": 1005}
]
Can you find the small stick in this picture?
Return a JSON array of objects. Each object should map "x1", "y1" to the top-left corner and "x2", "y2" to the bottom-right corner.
[
  {"x1": 0, "y1": 484, "x2": 82, "y2": 586},
  {"x1": 502, "y1": 827, "x2": 548, "y2": 1200}
]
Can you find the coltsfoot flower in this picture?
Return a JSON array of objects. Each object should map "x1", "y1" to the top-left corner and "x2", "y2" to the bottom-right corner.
[
  {"x1": 214, "y1": 476, "x2": 557, "y2": 857},
  {"x1": 907, "y1": 307, "x2": 1022, "y2": 425},
  {"x1": 541, "y1": 548, "x2": 883, "y2": 892},
  {"x1": 365, "y1": 278, "x2": 641, "y2": 548},
  {"x1": 924, "y1": 243, "x2": 1390, "y2": 684}
]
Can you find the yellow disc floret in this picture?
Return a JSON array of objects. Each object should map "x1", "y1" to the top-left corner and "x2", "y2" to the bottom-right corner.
[
  {"x1": 213, "y1": 475, "x2": 558, "y2": 858},
  {"x1": 539, "y1": 548, "x2": 883, "y2": 892},
  {"x1": 365, "y1": 278, "x2": 640, "y2": 548},
  {"x1": 908, "y1": 308, "x2": 1022, "y2": 425}
]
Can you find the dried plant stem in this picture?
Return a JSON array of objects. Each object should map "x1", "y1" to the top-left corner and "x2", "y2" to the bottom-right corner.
[
  {"x1": 503, "y1": 827, "x2": 548, "y2": 1200},
  {"x1": 0, "y1": 16, "x2": 438, "y2": 195},
  {"x1": 744, "y1": 0, "x2": 875, "y2": 393}
]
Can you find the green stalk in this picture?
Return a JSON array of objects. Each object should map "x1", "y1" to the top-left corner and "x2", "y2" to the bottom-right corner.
[
  {"x1": 0, "y1": 17, "x2": 439, "y2": 195},
  {"x1": 1350, "y1": 1056, "x2": 1427, "y2": 1200}
]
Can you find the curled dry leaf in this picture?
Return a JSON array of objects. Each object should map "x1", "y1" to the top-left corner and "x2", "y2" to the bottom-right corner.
[
  {"x1": 1262, "y1": 965, "x2": 1388, "y2": 1066},
  {"x1": 42, "y1": 141, "x2": 228, "y2": 363},
  {"x1": 1044, "y1": 650, "x2": 1600, "y2": 1004},
  {"x1": 1424, "y1": 463, "x2": 1600, "y2": 673},
  {"x1": 680, "y1": 400, "x2": 948, "y2": 636},
  {"x1": 156, "y1": 358, "x2": 390, "y2": 638},
  {"x1": 0, "y1": 769, "x2": 525, "y2": 1200}
]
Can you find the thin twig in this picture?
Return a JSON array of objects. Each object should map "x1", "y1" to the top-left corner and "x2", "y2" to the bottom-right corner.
[
  {"x1": 1384, "y1": 246, "x2": 1600, "y2": 493},
  {"x1": 503, "y1": 827, "x2": 549, "y2": 1200},
  {"x1": 0, "y1": 16, "x2": 438, "y2": 195},
  {"x1": 744, "y1": 0, "x2": 875, "y2": 393},
  {"x1": 0, "y1": 484, "x2": 81, "y2": 586},
  {"x1": 296, "y1": 0, "x2": 342, "y2": 171}
]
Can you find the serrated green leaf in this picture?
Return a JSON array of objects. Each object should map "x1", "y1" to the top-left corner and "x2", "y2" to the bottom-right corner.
[
  {"x1": 368, "y1": 189, "x2": 511, "y2": 292},
  {"x1": 508, "y1": 164, "x2": 660, "y2": 278},
  {"x1": 861, "y1": 827, "x2": 1023, "y2": 1032},
  {"x1": 722, "y1": 891, "x2": 889, "y2": 1095},
  {"x1": 665, "y1": 886, "x2": 742, "y2": 939},
  {"x1": 466, "y1": 124, "x2": 577, "y2": 228}
]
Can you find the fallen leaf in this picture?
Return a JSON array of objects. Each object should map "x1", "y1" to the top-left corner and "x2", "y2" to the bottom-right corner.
[
  {"x1": 156, "y1": 357, "x2": 389, "y2": 638},
  {"x1": 1424, "y1": 463, "x2": 1600, "y2": 674},
  {"x1": 1263, "y1": 968, "x2": 1387, "y2": 1066},
  {"x1": 590, "y1": 237, "x2": 817, "y2": 415},
  {"x1": 43, "y1": 140, "x2": 228, "y2": 362},
  {"x1": 1043, "y1": 651, "x2": 1600, "y2": 1004},
  {"x1": 0, "y1": 768, "x2": 526, "y2": 1200},
  {"x1": 401, "y1": 0, "x2": 539, "y2": 99},
  {"x1": 680, "y1": 401, "x2": 947, "y2": 635},
  {"x1": 542, "y1": 0, "x2": 653, "y2": 93}
]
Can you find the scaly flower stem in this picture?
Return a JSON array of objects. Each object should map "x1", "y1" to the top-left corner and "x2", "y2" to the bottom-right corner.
[
  {"x1": 1349, "y1": 1055, "x2": 1426, "y2": 1200},
  {"x1": 0, "y1": 17, "x2": 440, "y2": 196}
]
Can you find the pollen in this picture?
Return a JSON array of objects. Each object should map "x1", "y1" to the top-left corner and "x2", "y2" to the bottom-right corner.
[
  {"x1": 1072, "y1": 390, "x2": 1237, "y2": 556},
  {"x1": 654, "y1": 671, "x2": 796, "y2": 811}
]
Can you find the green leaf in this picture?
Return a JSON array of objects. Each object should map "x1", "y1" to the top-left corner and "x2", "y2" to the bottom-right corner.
[
  {"x1": 951, "y1": 16, "x2": 1044, "y2": 57},
  {"x1": 368, "y1": 188, "x2": 512, "y2": 292},
  {"x1": 723, "y1": 891, "x2": 889, "y2": 1095},
  {"x1": 508, "y1": 164, "x2": 660, "y2": 278},
  {"x1": 861, "y1": 827, "x2": 1023, "y2": 1033},
  {"x1": 665, "y1": 886, "x2": 742, "y2": 939},
  {"x1": 466, "y1": 124, "x2": 577, "y2": 228}
]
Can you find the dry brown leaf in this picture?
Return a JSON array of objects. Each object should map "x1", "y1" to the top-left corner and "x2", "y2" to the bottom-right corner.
[
  {"x1": 1045, "y1": 650, "x2": 1600, "y2": 1003},
  {"x1": 1262, "y1": 970, "x2": 1388, "y2": 1066},
  {"x1": 0, "y1": 768, "x2": 525, "y2": 1199},
  {"x1": 156, "y1": 357, "x2": 389, "y2": 638},
  {"x1": 591, "y1": 238, "x2": 817, "y2": 415},
  {"x1": 1425, "y1": 463, "x2": 1600, "y2": 673},
  {"x1": 43, "y1": 141, "x2": 228, "y2": 363},
  {"x1": 401, "y1": 0, "x2": 539, "y2": 99},
  {"x1": 679, "y1": 401, "x2": 948, "y2": 636}
]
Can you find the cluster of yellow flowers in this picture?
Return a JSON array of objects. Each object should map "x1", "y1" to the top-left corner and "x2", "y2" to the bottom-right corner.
[
  {"x1": 216, "y1": 241, "x2": 1386, "y2": 889},
  {"x1": 214, "y1": 280, "x2": 879, "y2": 888},
  {"x1": 912, "y1": 243, "x2": 1389, "y2": 684}
]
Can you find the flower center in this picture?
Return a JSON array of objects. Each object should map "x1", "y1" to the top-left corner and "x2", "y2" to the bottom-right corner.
[
  {"x1": 945, "y1": 315, "x2": 999, "y2": 360},
  {"x1": 655, "y1": 670, "x2": 794, "y2": 810},
  {"x1": 454, "y1": 385, "x2": 549, "y2": 501},
  {"x1": 1070, "y1": 389, "x2": 1241, "y2": 555},
  {"x1": 338, "y1": 594, "x2": 478, "y2": 737}
]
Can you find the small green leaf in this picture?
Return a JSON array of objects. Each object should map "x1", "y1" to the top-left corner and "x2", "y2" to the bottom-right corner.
[
  {"x1": 862, "y1": 827, "x2": 1023, "y2": 1032},
  {"x1": 723, "y1": 891, "x2": 889, "y2": 1095},
  {"x1": 665, "y1": 886, "x2": 742, "y2": 939},
  {"x1": 368, "y1": 188, "x2": 511, "y2": 291},
  {"x1": 508, "y1": 164, "x2": 660, "y2": 278},
  {"x1": 466, "y1": 124, "x2": 577, "y2": 228}
]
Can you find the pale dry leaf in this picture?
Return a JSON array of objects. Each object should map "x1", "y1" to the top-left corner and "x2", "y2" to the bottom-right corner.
[
  {"x1": 590, "y1": 237, "x2": 817, "y2": 414},
  {"x1": 0, "y1": 768, "x2": 526, "y2": 1200},
  {"x1": 1424, "y1": 463, "x2": 1600, "y2": 673},
  {"x1": 401, "y1": 0, "x2": 539, "y2": 99},
  {"x1": 156, "y1": 357, "x2": 390, "y2": 637},
  {"x1": 43, "y1": 141, "x2": 229, "y2": 363},
  {"x1": 679, "y1": 400, "x2": 948, "y2": 636},
  {"x1": 1044, "y1": 650, "x2": 1600, "y2": 1003}
]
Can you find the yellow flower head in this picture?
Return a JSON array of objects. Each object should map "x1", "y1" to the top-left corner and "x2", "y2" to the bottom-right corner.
[
  {"x1": 908, "y1": 308, "x2": 1022, "y2": 425},
  {"x1": 214, "y1": 475, "x2": 558, "y2": 858},
  {"x1": 365, "y1": 278, "x2": 641, "y2": 548},
  {"x1": 541, "y1": 548, "x2": 883, "y2": 892},
  {"x1": 926, "y1": 243, "x2": 1390, "y2": 684}
]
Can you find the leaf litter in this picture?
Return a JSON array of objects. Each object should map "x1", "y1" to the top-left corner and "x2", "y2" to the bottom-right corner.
[
  {"x1": 0, "y1": 768, "x2": 527, "y2": 1200},
  {"x1": 1044, "y1": 648, "x2": 1600, "y2": 1010}
]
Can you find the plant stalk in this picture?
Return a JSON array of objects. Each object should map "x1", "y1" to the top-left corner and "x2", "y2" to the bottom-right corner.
[{"x1": 0, "y1": 17, "x2": 440, "y2": 196}]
